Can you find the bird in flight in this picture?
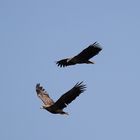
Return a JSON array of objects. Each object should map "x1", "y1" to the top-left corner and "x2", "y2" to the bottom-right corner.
[
  {"x1": 56, "y1": 42, "x2": 102, "y2": 67},
  {"x1": 36, "y1": 82, "x2": 86, "y2": 115}
]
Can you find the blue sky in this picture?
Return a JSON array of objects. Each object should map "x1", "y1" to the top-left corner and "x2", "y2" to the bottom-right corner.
[{"x1": 0, "y1": 0, "x2": 140, "y2": 140}]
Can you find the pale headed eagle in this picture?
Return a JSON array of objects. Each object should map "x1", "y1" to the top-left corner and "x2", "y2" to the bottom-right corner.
[
  {"x1": 36, "y1": 82, "x2": 86, "y2": 115},
  {"x1": 56, "y1": 42, "x2": 102, "y2": 67}
]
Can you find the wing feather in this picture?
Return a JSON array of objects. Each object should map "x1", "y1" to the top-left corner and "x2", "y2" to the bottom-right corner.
[
  {"x1": 53, "y1": 82, "x2": 86, "y2": 110},
  {"x1": 56, "y1": 59, "x2": 69, "y2": 67},
  {"x1": 36, "y1": 84, "x2": 54, "y2": 106},
  {"x1": 74, "y1": 42, "x2": 102, "y2": 61}
]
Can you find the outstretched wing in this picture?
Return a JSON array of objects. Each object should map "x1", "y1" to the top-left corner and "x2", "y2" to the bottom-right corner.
[
  {"x1": 74, "y1": 42, "x2": 102, "y2": 61},
  {"x1": 53, "y1": 82, "x2": 86, "y2": 110},
  {"x1": 36, "y1": 84, "x2": 54, "y2": 106}
]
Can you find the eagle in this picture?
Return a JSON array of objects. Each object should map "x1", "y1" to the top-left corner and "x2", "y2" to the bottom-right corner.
[
  {"x1": 36, "y1": 82, "x2": 86, "y2": 115},
  {"x1": 56, "y1": 42, "x2": 102, "y2": 67}
]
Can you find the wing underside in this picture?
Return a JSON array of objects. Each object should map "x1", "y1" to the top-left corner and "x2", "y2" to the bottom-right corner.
[
  {"x1": 36, "y1": 84, "x2": 54, "y2": 106},
  {"x1": 74, "y1": 42, "x2": 102, "y2": 61},
  {"x1": 53, "y1": 82, "x2": 86, "y2": 110}
]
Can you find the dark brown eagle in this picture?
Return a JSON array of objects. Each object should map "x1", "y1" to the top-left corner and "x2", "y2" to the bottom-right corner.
[
  {"x1": 36, "y1": 82, "x2": 86, "y2": 115},
  {"x1": 56, "y1": 42, "x2": 102, "y2": 67}
]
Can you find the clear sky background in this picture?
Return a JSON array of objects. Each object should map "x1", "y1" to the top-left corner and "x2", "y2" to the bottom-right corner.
[{"x1": 0, "y1": 0, "x2": 140, "y2": 140}]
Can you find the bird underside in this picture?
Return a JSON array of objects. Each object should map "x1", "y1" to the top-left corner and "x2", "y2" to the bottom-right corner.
[
  {"x1": 42, "y1": 105, "x2": 69, "y2": 115},
  {"x1": 68, "y1": 57, "x2": 95, "y2": 65},
  {"x1": 56, "y1": 59, "x2": 95, "y2": 67}
]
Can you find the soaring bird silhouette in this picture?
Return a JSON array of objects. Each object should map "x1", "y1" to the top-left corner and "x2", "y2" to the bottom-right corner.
[
  {"x1": 36, "y1": 82, "x2": 86, "y2": 115},
  {"x1": 56, "y1": 42, "x2": 102, "y2": 67}
]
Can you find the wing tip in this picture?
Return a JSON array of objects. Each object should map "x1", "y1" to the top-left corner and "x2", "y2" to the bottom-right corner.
[
  {"x1": 91, "y1": 41, "x2": 102, "y2": 50},
  {"x1": 75, "y1": 81, "x2": 86, "y2": 93},
  {"x1": 36, "y1": 83, "x2": 45, "y2": 92},
  {"x1": 56, "y1": 60, "x2": 67, "y2": 68},
  {"x1": 36, "y1": 83, "x2": 40, "y2": 88}
]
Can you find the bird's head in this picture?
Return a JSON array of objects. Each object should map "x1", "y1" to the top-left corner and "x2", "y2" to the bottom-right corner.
[{"x1": 40, "y1": 105, "x2": 48, "y2": 109}]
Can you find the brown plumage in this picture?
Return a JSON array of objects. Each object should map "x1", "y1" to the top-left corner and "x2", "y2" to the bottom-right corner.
[
  {"x1": 36, "y1": 82, "x2": 86, "y2": 115},
  {"x1": 56, "y1": 42, "x2": 102, "y2": 67}
]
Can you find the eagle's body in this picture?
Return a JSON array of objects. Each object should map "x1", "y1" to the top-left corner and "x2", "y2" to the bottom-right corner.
[
  {"x1": 43, "y1": 105, "x2": 67, "y2": 114},
  {"x1": 36, "y1": 82, "x2": 86, "y2": 115},
  {"x1": 56, "y1": 42, "x2": 102, "y2": 67}
]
